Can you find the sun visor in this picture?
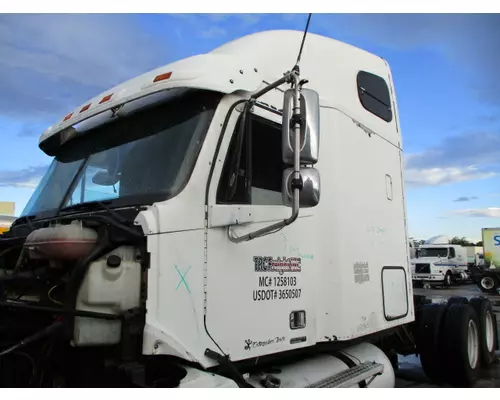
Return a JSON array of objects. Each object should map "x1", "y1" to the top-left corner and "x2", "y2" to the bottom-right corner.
[{"x1": 39, "y1": 53, "x2": 263, "y2": 155}]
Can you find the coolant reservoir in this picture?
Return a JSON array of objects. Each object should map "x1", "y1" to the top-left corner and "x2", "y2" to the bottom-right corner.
[
  {"x1": 25, "y1": 221, "x2": 98, "y2": 261},
  {"x1": 73, "y1": 246, "x2": 142, "y2": 346}
]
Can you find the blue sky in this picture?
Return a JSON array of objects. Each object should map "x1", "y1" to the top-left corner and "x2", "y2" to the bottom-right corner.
[{"x1": 0, "y1": 13, "x2": 499, "y2": 241}]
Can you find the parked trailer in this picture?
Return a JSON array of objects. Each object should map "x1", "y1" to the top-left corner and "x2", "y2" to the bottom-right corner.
[
  {"x1": 470, "y1": 228, "x2": 500, "y2": 294},
  {"x1": 0, "y1": 29, "x2": 498, "y2": 388}
]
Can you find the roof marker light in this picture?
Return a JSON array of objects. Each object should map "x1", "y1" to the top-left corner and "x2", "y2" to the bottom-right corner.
[
  {"x1": 99, "y1": 94, "x2": 113, "y2": 104},
  {"x1": 80, "y1": 104, "x2": 91, "y2": 113},
  {"x1": 63, "y1": 113, "x2": 73, "y2": 121},
  {"x1": 153, "y1": 72, "x2": 172, "y2": 83}
]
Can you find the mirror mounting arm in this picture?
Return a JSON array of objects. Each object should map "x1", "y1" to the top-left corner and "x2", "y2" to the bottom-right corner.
[
  {"x1": 290, "y1": 113, "x2": 303, "y2": 129},
  {"x1": 250, "y1": 71, "x2": 294, "y2": 102},
  {"x1": 228, "y1": 72, "x2": 302, "y2": 244},
  {"x1": 291, "y1": 176, "x2": 304, "y2": 191}
]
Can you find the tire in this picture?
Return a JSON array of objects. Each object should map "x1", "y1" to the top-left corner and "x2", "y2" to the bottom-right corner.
[
  {"x1": 469, "y1": 297, "x2": 497, "y2": 366},
  {"x1": 441, "y1": 304, "x2": 480, "y2": 387},
  {"x1": 476, "y1": 281, "x2": 487, "y2": 292},
  {"x1": 477, "y1": 275, "x2": 499, "y2": 294},
  {"x1": 443, "y1": 271, "x2": 452, "y2": 287},
  {"x1": 447, "y1": 296, "x2": 469, "y2": 307},
  {"x1": 415, "y1": 303, "x2": 448, "y2": 383}
]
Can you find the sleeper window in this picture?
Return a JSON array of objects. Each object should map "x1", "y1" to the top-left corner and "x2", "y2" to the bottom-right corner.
[{"x1": 357, "y1": 71, "x2": 393, "y2": 123}]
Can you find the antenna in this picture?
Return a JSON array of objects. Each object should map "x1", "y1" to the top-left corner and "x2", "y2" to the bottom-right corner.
[{"x1": 294, "y1": 13, "x2": 312, "y2": 71}]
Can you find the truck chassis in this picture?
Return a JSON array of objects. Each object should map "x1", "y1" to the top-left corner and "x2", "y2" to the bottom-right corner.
[{"x1": 0, "y1": 253, "x2": 498, "y2": 389}]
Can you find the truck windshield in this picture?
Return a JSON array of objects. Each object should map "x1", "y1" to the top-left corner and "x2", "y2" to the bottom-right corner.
[
  {"x1": 21, "y1": 90, "x2": 222, "y2": 218},
  {"x1": 418, "y1": 248, "x2": 448, "y2": 258}
]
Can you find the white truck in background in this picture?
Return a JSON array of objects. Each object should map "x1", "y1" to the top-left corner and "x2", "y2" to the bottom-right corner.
[
  {"x1": 0, "y1": 29, "x2": 497, "y2": 388},
  {"x1": 411, "y1": 235, "x2": 469, "y2": 287}
]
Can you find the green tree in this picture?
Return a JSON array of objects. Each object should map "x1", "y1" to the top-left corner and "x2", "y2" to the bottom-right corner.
[{"x1": 450, "y1": 236, "x2": 472, "y2": 246}]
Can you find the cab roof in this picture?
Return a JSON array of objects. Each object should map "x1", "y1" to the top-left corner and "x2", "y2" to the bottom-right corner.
[{"x1": 39, "y1": 29, "x2": 399, "y2": 152}]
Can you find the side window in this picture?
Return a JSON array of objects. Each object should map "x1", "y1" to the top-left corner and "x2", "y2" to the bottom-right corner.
[
  {"x1": 217, "y1": 112, "x2": 284, "y2": 206},
  {"x1": 356, "y1": 71, "x2": 393, "y2": 122},
  {"x1": 449, "y1": 248, "x2": 456, "y2": 258}
]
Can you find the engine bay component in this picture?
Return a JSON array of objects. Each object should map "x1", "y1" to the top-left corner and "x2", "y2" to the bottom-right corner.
[
  {"x1": 24, "y1": 221, "x2": 98, "y2": 261},
  {"x1": 73, "y1": 245, "x2": 142, "y2": 346}
]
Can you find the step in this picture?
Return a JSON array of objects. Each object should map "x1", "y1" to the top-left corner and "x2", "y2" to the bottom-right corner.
[{"x1": 306, "y1": 361, "x2": 384, "y2": 388}]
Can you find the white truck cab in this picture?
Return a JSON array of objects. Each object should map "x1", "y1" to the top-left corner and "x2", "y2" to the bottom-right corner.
[
  {"x1": 411, "y1": 237, "x2": 468, "y2": 286},
  {"x1": 0, "y1": 29, "x2": 497, "y2": 389}
]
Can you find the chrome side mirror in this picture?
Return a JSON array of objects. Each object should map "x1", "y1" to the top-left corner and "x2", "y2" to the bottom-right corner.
[
  {"x1": 282, "y1": 168, "x2": 320, "y2": 208},
  {"x1": 281, "y1": 86, "x2": 321, "y2": 209},
  {"x1": 282, "y1": 88, "x2": 320, "y2": 165}
]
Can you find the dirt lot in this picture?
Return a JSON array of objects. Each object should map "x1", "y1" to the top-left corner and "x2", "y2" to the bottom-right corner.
[{"x1": 395, "y1": 283, "x2": 500, "y2": 388}]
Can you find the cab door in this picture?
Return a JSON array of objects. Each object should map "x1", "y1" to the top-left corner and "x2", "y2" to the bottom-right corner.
[{"x1": 204, "y1": 103, "x2": 318, "y2": 361}]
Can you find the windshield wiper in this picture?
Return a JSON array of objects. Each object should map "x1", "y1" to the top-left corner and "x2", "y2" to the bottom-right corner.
[
  {"x1": 10, "y1": 215, "x2": 36, "y2": 232},
  {"x1": 59, "y1": 201, "x2": 128, "y2": 225}
]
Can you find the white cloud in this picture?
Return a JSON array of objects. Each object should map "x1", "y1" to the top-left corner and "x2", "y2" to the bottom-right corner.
[
  {"x1": 403, "y1": 130, "x2": 500, "y2": 188},
  {"x1": 207, "y1": 14, "x2": 262, "y2": 26},
  {"x1": 452, "y1": 208, "x2": 500, "y2": 218},
  {"x1": 281, "y1": 14, "x2": 306, "y2": 22},
  {"x1": 8, "y1": 179, "x2": 41, "y2": 189},
  {"x1": 0, "y1": 166, "x2": 48, "y2": 189},
  {"x1": 200, "y1": 26, "x2": 227, "y2": 39},
  {"x1": 168, "y1": 14, "x2": 263, "y2": 41},
  {"x1": 454, "y1": 196, "x2": 478, "y2": 202},
  {"x1": 0, "y1": 14, "x2": 169, "y2": 119},
  {"x1": 405, "y1": 131, "x2": 500, "y2": 171},
  {"x1": 315, "y1": 14, "x2": 500, "y2": 106},
  {"x1": 404, "y1": 165, "x2": 496, "y2": 187}
]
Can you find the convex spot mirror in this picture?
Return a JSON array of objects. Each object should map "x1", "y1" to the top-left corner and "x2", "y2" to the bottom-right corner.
[
  {"x1": 282, "y1": 168, "x2": 320, "y2": 208},
  {"x1": 92, "y1": 171, "x2": 120, "y2": 186},
  {"x1": 282, "y1": 88, "x2": 320, "y2": 165}
]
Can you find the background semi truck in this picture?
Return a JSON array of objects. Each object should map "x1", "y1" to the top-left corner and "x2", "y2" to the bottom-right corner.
[
  {"x1": 0, "y1": 27, "x2": 498, "y2": 388},
  {"x1": 411, "y1": 235, "x2": 470, "y2": 287}
]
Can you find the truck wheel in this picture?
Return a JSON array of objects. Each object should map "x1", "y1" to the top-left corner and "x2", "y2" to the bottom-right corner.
[
  {"x1": 477, "y1": 276, "x2": 499, "y2": 294},
  {"x1": 443, "y1": 272, "x2": 452, "y2": 287},
  {"x1": 447, "y1": 296, "x2": 469, "y2": 306},
  {"x1": 441, "y1": 304, "x2": 480, "y2": 387},
  {"x1": 415, "y1": 304, "x2": 447, "y2": 383},
  {"x1": 469, "y1": 297, "x2": 497, "y2": 366}
]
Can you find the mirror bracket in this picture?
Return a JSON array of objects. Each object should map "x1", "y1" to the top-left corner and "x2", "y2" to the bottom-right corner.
[
  {"x1": 291, "y1": 176, "x2": 304, "y2": 191},
  {"x1": 227, "y1": 68, "x2": 320, "y2": 244},
  {"x1": 290, "y1": 113, "x2": 304, "y2": 129}
]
